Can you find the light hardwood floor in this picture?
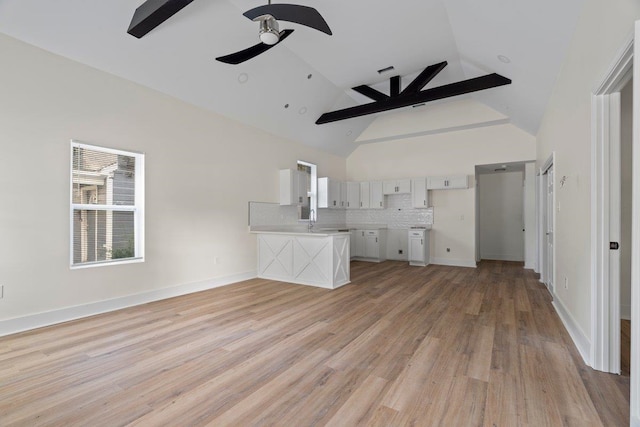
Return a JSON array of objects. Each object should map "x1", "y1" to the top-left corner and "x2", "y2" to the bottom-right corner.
[
  {"x1": 622, "y1": 319, "x2": 631, "y2": 377},
  {"x1": 0, "y1": 261, "x2": 630, "y2": 426}
]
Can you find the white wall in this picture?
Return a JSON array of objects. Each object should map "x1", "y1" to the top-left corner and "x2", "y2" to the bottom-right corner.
[
  {"x1": 0, "y1": 34, "x2": 346, "y2": 329},
  {"x1": 621, "y1": 79, "x2": 633, "y2": 320},
  {"x1": 346, "y1": 124, "x2": 536, "y2": 267},
  {"x1": 536, "y1": 0, "x2": 640, "y2": 342},
  {"x1": 479, "y1": 171, "x2": 524, "y2": 261}
]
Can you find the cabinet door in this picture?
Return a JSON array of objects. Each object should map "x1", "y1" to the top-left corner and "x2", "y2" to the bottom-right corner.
[
  {"x1": 370, "y1": 181, "x2": 385, "y2": 209},
  {"x1": 382, "y1": 180, "x2": 397, "y2": 195},
  {"x1": 365, "y1": 231, "x2": 379, "y2": 259},
  {"x1": 346, "y1": 181, "x2": 360, "y2": 209},
  {"x1": 339, "y1": 181, "x2": 347, "y2": 208},
  {"x1": 396, "y1": 179, "x2": 411, "y2": 194},
  {"x1": 409, "y1": 236, "x2": 424, "y2": 262},
  {"x1": 350, "y1": 230, "x2": 357, "y2": 258},
  {"x1": 411, "y1": 178, "x2": 428, "y2": 208},
  {"x1": 329, "y1": 180, "x2": 341, "y2": 208},
  {"x1": 354, "y1": 230, "x2": 365, "y2": 257},
  {"x1": 280, "y1": 169, "x2": 305, "y2": 206},
  {"x1": 427, "y1": 176, "x2": 447, "y2": 190},
  {"x1": 446, "y1": 175, "x2": 469, "y2": 189},
  {"x1": 360, "y1": 182, "x2": 370, "y2": 208}
]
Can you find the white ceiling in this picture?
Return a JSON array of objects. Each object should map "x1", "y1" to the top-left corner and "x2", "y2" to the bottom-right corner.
[{"x1": 0, "y1": 0, "x2": 585, "y2": 157}]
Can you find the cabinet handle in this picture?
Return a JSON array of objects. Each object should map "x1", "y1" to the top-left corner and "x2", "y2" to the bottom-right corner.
[
  {"x1": 424, "y1": 200, "x2": 426, "y2": 206},
  {"x1": 360, "y1": 201, "x2": 362, "y2": 207},
  {"x1": 376, "y1": 237, "x2": 378, "y2": 243},
  {"x1": 421, "y1": 239, "x2": 423, "y2": 245},
  {"x1": 362, "y1": 232, "x2": 364, "y2": 236},
  {"x1": 380, "y1": 201, "x2": 382, "y2": 207}
]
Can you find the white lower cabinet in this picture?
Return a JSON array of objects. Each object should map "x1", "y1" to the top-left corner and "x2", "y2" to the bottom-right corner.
[
  {"x1": 351, "y1": 229, "x2": 386, "y2": 262},
  {"x1": 408, "y1": 229, "x2": 429, "y2": 266}
]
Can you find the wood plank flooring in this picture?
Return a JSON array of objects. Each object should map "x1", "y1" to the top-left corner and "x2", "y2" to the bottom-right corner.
[
  {"x1": 0, "y1": 261, "x2": 630, "y2": 426},
  {"x1": 622, "y1": 319, "x2": 631, "y2": 377}
]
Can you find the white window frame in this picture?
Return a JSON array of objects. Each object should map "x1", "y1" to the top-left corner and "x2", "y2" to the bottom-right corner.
[
  {"x1": 70, "y1": 140, "x2": 145, "y2": 269},
  {"x1": 297, "y1": 160, "x2": 317, "y2": 221}
]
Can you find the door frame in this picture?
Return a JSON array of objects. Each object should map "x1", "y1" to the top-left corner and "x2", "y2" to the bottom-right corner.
[
  {"x1": 590, "y1": 35, "x2": 632, "y2": 374},
  {"x1": 538, "y1": 153, "x2": 555, "y2": 293}
]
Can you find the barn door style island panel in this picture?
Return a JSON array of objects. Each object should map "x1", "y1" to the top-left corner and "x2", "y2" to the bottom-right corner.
[{"x1": 255, "y1": 231, "x2": 350, "y2": 289}]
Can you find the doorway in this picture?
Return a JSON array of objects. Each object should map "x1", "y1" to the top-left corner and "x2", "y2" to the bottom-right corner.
[{"x1": 475, "y1": 161, "x2": 535, "y2": 265}]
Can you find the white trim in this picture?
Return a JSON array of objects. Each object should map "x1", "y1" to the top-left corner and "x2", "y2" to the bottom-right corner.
[
  {"x1": 622, "y1": 304, "x2": 631, "y2": 320},
  {"x1": 590, "y1": 35, "x2": 633, "y2": 374},
  {"x1": 0, "y1": 271, "x2": 257, "y2": 337},
  {"x1": 631, "y1": 20, "x2": 640, "y2": 423},
  {"x1": 430, "y1": 257, "x2": 477, "y2": 268},
  {"x1": 479, "y1": 253, "x2": 524, "y2": 262},
  {"x1": 71, "y1": 139, "x2": 145, "y2": 157},
  {"x1": 553, "y1": 297, "x2": 591, "y2": 366}
]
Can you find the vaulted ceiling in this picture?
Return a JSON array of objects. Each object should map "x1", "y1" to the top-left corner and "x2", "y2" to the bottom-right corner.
[{"x1": 0, "y1": 0, "x2": 584, "y2": 156}]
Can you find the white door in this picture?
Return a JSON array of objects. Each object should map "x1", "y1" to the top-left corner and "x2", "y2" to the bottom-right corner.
[{"x1": 546, "y1": 166, "x2": 554, "y2": 293}]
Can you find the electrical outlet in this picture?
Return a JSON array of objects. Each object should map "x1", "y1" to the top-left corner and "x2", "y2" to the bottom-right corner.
[
  {"x1": 398, "y1": 249, "x2": 403, "y2": 254},
  {"x1": 446, "y1": 248, "x2": 451, "y2": 253},
  {"x1": 214, "y1": 257, "x2": 220, "y2": 265},
  {"x1": 564, "y1": 277, "x2": 568, "y2": 290}
]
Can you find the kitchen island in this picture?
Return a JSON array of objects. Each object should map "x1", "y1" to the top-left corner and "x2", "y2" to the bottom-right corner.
[{"x1": 252, "y1": 229, "x2": 350, "y2": 289}]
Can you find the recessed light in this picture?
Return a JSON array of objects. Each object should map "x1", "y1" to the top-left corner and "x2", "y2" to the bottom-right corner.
[
  {"x1": 284, "y1": 104, "x2": 289, "y2": 109},
  {"x1": 346, "y1": 130, "x2": 353, "y2": 136},
  {"x1": 307, "y1": 74, "x2": 313, "y2": 79},
  {"x1": 237, "y1": 73, "x2": 249, "y2": 84},
  {"x1": 497, "y1": 55, "x2": 511, "y2": 64},
  {"x1": 377, "y1": 66, "x2": 395, "y2": 74},
  {"x1": 298, "y1": 107, "x2": 307, "y2": 115}
]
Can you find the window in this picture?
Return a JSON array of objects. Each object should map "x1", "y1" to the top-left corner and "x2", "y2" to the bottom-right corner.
[
  {"x1": 70, "y1": 141, "x2": 144, "y2": 268},
  {"x1": 297, "y1": 160, "x2": 317, "y2": 221}
]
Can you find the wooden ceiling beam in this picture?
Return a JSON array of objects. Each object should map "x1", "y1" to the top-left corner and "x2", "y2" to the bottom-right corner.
[{"x1": 316, "y1": 73, "x2": 511, "y2": 125}]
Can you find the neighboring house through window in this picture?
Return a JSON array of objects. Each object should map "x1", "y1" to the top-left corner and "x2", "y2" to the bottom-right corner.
[{"x1": 70, "y1": 141, "x2": 144, "y2": 267}]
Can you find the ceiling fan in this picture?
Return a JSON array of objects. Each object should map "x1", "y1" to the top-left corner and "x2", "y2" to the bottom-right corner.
[
  {"x1": 126, "y1": 0, "x2": 332, "y2": 65},
  {"x1": 216, "y1": 1, "x2": 333, "y2": 65}
]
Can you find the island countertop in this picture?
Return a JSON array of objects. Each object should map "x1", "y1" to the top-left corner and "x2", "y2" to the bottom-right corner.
[{"x1": 253, "y1": 229, "x2": 350, "y2": 289}]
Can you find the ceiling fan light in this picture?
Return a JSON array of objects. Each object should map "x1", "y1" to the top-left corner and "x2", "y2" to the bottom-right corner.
[{"x1": 259, "y1": 18, "x2": 280, "y2": 45}]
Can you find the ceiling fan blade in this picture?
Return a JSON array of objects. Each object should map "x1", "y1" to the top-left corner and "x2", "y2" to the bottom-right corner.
[
  {"x1": 243, "y1": 4, "x2": 332, "y2": 35},
  {"x1": 128, "y1": 0, "x2": 195, "y2": 38},
  {"x1": 215, "y1": 29, "x2": 294, "y2": 64}
]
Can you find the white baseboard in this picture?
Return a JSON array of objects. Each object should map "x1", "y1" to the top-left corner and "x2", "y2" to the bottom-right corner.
[
  {"x1": 552, "y1": 297, "x2": 591, "y2": 366},
  {"x1": 632, "y1": 415, "x2": 639, "y2": 427},
  {"x1": 621, "y1": 304, "x2": 631, "y2": 320},
  {"x1": 430, "y1": 257, "x2": 477, "y2": 268},
  {"x1": 481, "y1": 253, "x2": 525, "y2": 262},
  {"x1": 0, "y1": 271, "x2": 257, "y2": 337}
]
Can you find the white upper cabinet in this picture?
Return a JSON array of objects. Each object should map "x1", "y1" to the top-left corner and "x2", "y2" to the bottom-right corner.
[
  {"x1": 383, "y1": 179, "x2": 411, "y2": 194},
  {"x1": 360, "y1": 181, "x2": 370, "y2": 209},
  {"x1": 318, "y1": 177, "x2": 342, "y2": 209},
  {"x1": 411, "y1": 178, "x2": 430, "y2": 208},
  {"x1": 427, "y1": 175, "x2": 469, "y2": 190},
  {"x1": 370, "y1": 181, "x2": 385, "y2": 209},
  {"x1": 280, "y1": 169, "x2": 308, "y2": 206},
  {"x1": 345, "y1": 181, "x2": 360, "y2": 209}
]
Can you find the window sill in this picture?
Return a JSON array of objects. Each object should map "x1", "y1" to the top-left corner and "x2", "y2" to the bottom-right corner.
[{"x1": 70, "y1": 257, "x2": 144, "y2": 270}]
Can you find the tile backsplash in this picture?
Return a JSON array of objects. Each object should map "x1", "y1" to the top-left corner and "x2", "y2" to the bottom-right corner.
[
  {"x1": 249, "y1": 194, "x2": 432, "y2": 229},
  {"x1": 347, "y1": 194, "x2": 433, "y2": 229}
]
